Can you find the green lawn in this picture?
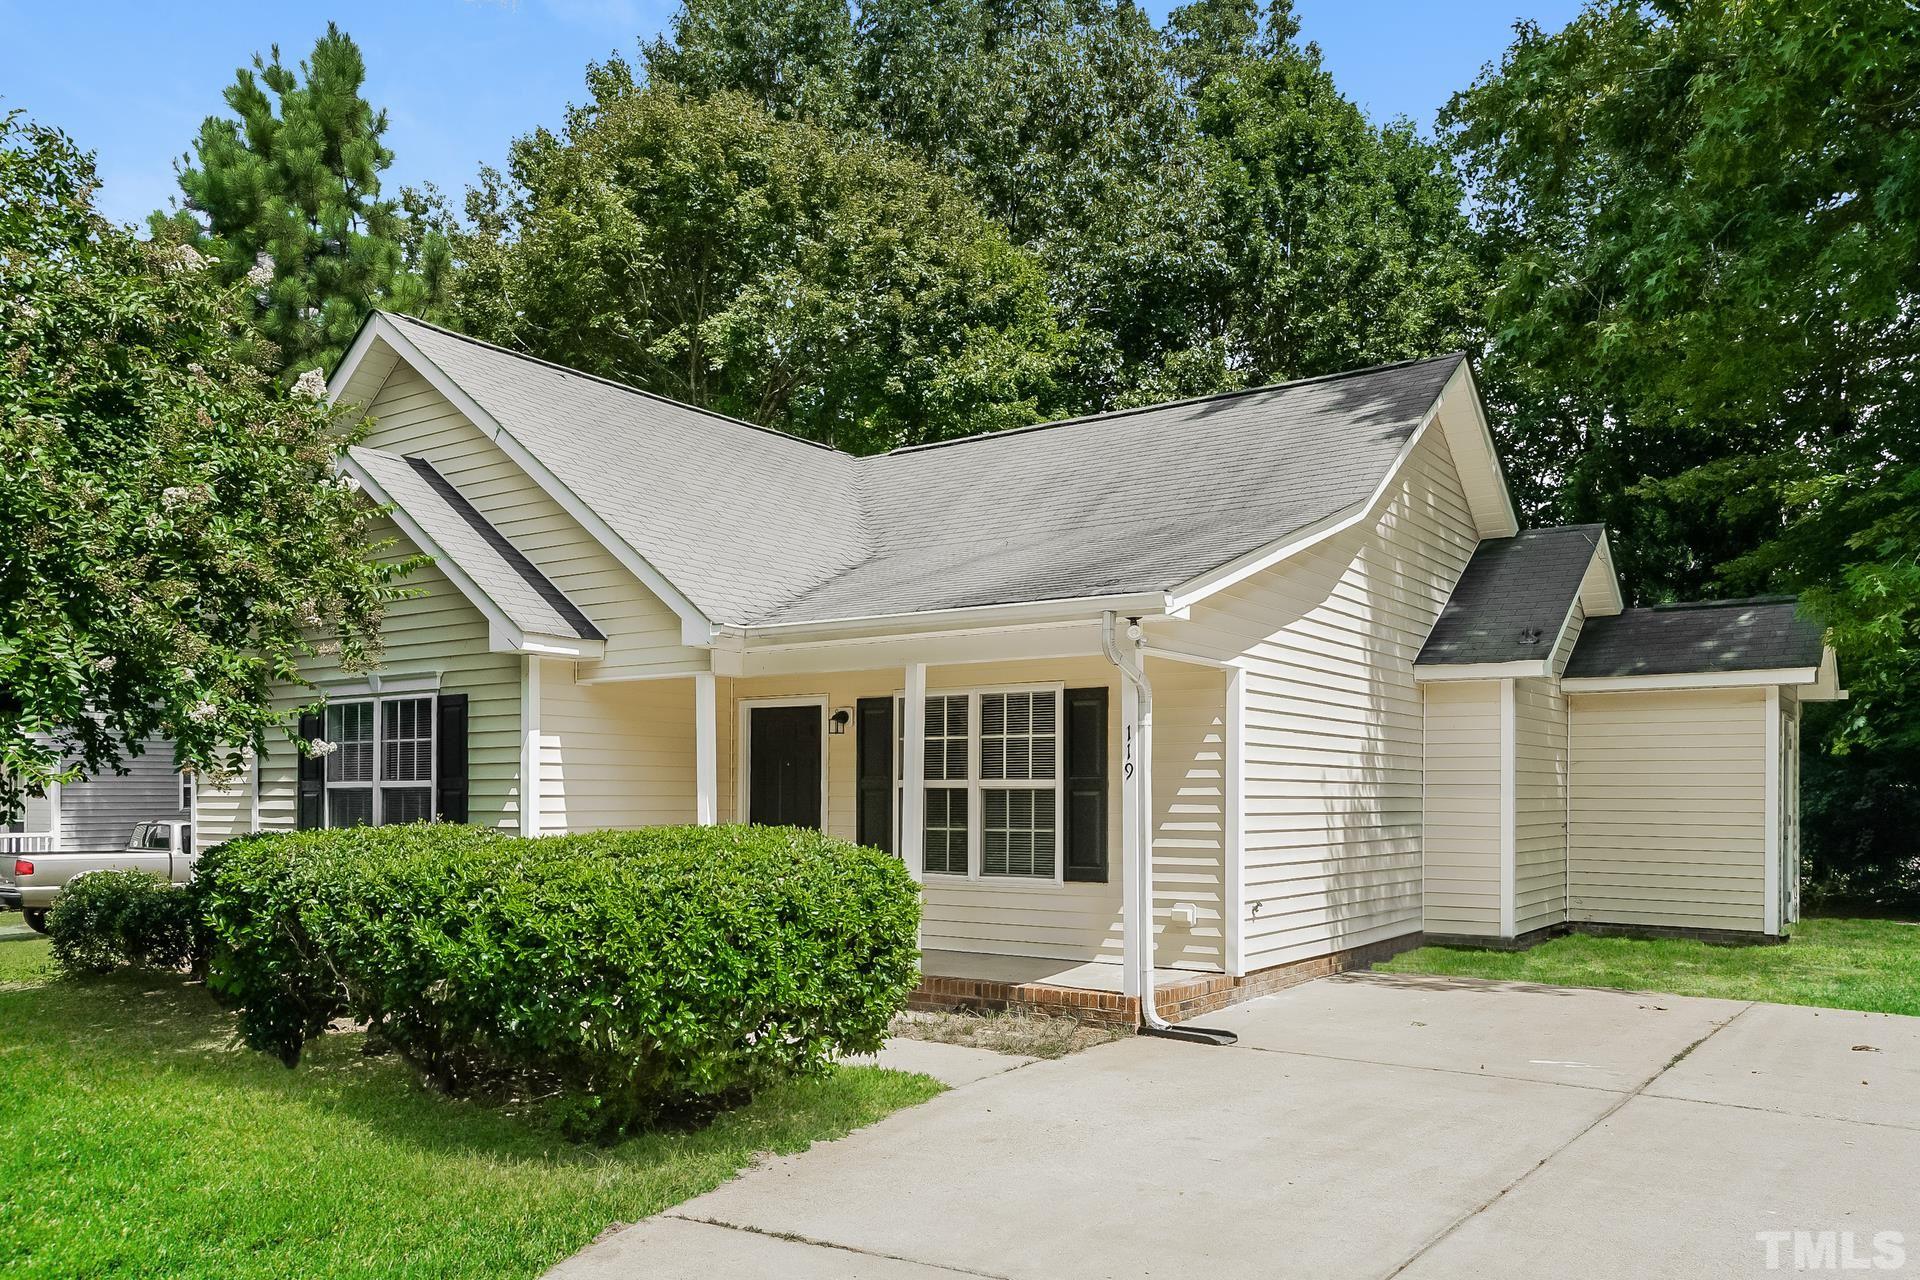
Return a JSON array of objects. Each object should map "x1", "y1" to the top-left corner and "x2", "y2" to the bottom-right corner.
[
  {"x1": 1377, "y1": 915, "x2": 1920, "y2": 1016},
  {"x1": 0, "y1": 913, "x2": 942, "y2": 1280}
]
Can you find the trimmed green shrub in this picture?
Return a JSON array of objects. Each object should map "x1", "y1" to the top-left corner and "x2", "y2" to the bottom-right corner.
[
  {"x1": 47, "y1": 869, "x2": 199, "y2": 976},
  {"x1": 196, "y1": 824, "x2": 921, "y2": 1137}
]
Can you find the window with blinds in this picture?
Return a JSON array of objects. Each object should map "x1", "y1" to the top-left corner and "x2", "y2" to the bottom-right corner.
[
  {"x1": 913, "y1": 687, "x2": 1063, "y2": 881},
  {"x1": 980, "y1": 691, "x2": 1059, "y2": 878},
  {"x1": 323, "y1": 695, "x2": 435, "y2": 828}
]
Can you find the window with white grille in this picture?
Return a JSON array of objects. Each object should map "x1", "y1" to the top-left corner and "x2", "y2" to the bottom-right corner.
[
  {"x1": 909, "y1": 687, "x2": 1062, "y2": 882},
  {"x1": 922, "y1": 694, "x2": 969, "y2": 875},
  {"x1": 324, "y1": 696, "x2": 434, "y2": 828}
]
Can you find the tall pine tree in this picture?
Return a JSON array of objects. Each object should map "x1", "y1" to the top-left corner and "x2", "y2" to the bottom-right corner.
[{"x1": 151, "y1": 23, "x2": 434, "y2": 377}]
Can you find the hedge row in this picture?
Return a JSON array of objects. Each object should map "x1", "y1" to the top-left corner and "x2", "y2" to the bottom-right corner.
[{"x1": 179, "y1": 823, "x2": 921, "y2": 1137}]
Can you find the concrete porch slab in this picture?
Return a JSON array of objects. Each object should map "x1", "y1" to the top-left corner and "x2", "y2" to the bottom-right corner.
[{"x1": 918, "y1": 949, "x2": 1198, "y2": 993}]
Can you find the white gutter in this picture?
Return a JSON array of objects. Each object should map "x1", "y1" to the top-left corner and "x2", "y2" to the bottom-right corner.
[{"x1": 1102, "y1": 612, "x2": 1236, "y2": 1046}]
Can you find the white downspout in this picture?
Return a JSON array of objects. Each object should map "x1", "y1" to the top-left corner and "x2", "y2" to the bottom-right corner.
[{"x1": 1103, "y1": 613, "x2": 1236, "y2": 1045}]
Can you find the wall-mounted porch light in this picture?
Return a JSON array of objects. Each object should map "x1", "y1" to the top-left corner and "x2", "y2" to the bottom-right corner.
[{"x1": 829, "y1": 707, "x2": 852, "y2": 735}]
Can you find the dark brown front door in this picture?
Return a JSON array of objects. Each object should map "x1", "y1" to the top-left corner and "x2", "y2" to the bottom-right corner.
[{"x1": 748, "y1": 704, "x2": 822, "y2": 829}]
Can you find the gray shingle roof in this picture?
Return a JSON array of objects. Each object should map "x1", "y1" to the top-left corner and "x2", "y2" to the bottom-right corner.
[
  {"x1": 375, "y1": 313, "x2": 1464, "y2": 627},
  {"x1": 1417, "y1": 525, "x2": 1606, "y2": 666},
  {"x1": 349, "y1": 447, "x2": 603, "y2": 642},
  {"x1": 1563, "y1": 598, "x2": 1824, "y2": 679}
]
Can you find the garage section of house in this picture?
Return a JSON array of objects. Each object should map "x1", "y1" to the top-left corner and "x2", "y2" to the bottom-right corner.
[
  {"x1": 1416, "y1": 527, "x2": 1840, "y2": 945},
  {"x1": 198, "y1": 311, "x2": 1846, "y2": 1031}
]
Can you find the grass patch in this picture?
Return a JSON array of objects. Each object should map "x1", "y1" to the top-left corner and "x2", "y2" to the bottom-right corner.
[
  {"x1": 1377, "y1": 916, "x2": 1920, "y2": 1016},
  {"x1": 889, "y1": 1009, "x2": 1128, "y2": 1058},
  {"x1": 0, "y1": 912, "x2": 942, "y2": 1280}
]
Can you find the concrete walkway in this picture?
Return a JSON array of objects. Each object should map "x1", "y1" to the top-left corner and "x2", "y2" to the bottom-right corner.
[{"x1": 550, "y1": 973, "x2": 1920, "y2": 1279}]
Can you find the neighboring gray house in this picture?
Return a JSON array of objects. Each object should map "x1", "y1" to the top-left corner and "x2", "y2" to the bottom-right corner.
[{"x1": 3, "y1": 739, "x2": 191, "y2": 860}]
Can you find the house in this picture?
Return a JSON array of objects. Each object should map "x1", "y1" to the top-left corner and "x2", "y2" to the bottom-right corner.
[
  {"x1": 4, "y1": 740, "x2": 193, "y2": 859},
  {"x1": 195, "y1": 311, "x2": 1842, "y2": 1026}
]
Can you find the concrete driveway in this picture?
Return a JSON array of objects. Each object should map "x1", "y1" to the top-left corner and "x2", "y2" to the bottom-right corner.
[{"x1": 551, "y1": 972, "x2": 1920, "y2": 1279}]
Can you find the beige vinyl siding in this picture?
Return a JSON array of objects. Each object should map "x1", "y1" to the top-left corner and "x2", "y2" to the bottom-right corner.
[
  {"x1": 702, "y1": 656, "x2": 1222, "y2": 970},
  {"x1": 1420, "y1": 681, "x2": 1502, "y2": 937},
  {"x1": 257, "y1": 520, "x2": 523, "y2": 835},
  {"x1": 537, "y1": 662, "x2": 696, "y2": 831},
  {"x1": 359, "y1": 365, "x2": 707, "y2": 678},
  {"x1": 1568, "y1": 688, "x2": 1768, "y2": 932},
  {"x1": 1513, "y1": 676, "x2": 1569, "y2": 933},
  {"x1": 1175, "y1": 427, "x2": 1481, "y2": 968},
  {"x1": 193, "y1": 769, "x2": 252, "y2": 853}
]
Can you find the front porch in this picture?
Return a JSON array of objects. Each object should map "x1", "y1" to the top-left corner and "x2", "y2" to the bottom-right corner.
[
  {"x1": 529, "y1": 617, "x2": 1244, "y2": 1020},
  {"x1": 912, "y1": 950, "x2": 1242, "y2": 1028}
]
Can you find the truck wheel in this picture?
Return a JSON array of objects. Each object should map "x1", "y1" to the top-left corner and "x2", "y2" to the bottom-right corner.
[{"x1": 22, "y1": 909, "x2": 48, "y2": 934}]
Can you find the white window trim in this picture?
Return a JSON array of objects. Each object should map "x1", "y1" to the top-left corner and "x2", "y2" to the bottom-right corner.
[
  {"x1": 322, "y1": 693, "x2": 437, "y2": 829},
  {"x1": 902, "y1": 683, "x2": 1066, "y2": 886},
  {"x1": 735, "y1": 696, "x2": 830, "y2": 829}
]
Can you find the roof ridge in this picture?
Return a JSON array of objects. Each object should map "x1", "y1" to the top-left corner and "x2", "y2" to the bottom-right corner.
[
  {"x1": 1646, "y1": 595, "x2": 1799, "y2": 612},
  {"x1": 375, "y1": 310, "x2": 845, "y2": 455},
  {"x1": 873, "y1": 352, "x2": 1469, "y2": 459}
]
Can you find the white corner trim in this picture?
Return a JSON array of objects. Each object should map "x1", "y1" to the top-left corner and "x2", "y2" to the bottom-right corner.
[
  {"x1": 900, "y1": 665, "x2": 928, "y2": 893},
  {"x1": 1561, "y1": 667, "x2": 1819, "y2": 694},
  {"x1": 1414, "y1": 659, "x2": 1552, "y2": 682},
  {"x1": 1764, "y1": 684, "x2": 1782, "y2": 937},
  {"x1": 520, "y1": 655, "x2": 542, "y2": 837},
  {"x1": 1224, "y1": 667, "x2": 1246, "y2": 977},
  {"x1": 693, "y1": 672, "x2": 718, "y2": 826},
  {"x1": 1499, "y1": 677, "x2": 1517, "y2": 939},
  {"x1": 353, "y1": 313, "x2": 715, "y2": 641}
]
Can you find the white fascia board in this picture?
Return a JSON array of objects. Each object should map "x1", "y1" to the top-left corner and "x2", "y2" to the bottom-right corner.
[
  {"x1": 355, "y1": 313, "x2": 716, "y2": 643},
  {"x1": 1444, "y1": 360, "x2": 1522, "y2": 538},
  {"x1": 1414, "y1": 660, "x2": 1551, "y2": 682},
  {"x1": 734, "y1": 620, "x2": 1107, "y2": 677},
  {"x1": 1801, "y1": 647, "x2": 1847, "y2": 702},
  {"x1": 728, "y1": 590, "x2": 1173, "y2": 641},
  {"x1": 1561, "y1": 667, "x2": 1819, "y2": 694},
  {"x1": 1581, "y1": 531, "x2": 1626, "y2": 616}
]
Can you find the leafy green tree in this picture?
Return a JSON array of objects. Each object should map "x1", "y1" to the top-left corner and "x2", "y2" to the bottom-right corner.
[
  {"x1": 642, "y1": 0, "x2": 857, "y2": 124},
  {"x1": 447, "y1": 80, "x2": 1064, "y2": 452},
  {"x1": 1182, "y1": 0, "x2": 1481, "y2": 384},
  {"x1": 150, "y1": 23, "x2": 441, "y2": 377},
  {"x1": 1449, "y1": 0, "x2": 1920, "y2": 894},
  {"x1": 1447, "y1": 0, "x2": 1920, "y2": 730},
  {"x1": 0, "y1": 115, "x2": 396, "y2": 821}
]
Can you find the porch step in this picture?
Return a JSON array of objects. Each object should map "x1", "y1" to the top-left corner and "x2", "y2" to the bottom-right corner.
[{"x1": 910, "y1": 934, "x2": 1423, "y2": 1029}]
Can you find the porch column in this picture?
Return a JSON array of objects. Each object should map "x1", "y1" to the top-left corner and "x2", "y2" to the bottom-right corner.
[
  {"x1": 900, "y1": 663, "x2": 927, "y2": 885},
  {"x1": 520, "y1": 655, "x2": 542, "y2": 837},
  {"x1": 694, "y1": 671, "x2": 718, "y2": 825},
  {"x1": 1119, "y1": 671, "x2": 1142, "y2": 999}
]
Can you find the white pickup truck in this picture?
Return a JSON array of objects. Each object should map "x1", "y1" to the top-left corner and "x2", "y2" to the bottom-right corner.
[{"x1": 1, "y1": 820, "x2": 194, "y2": 934}]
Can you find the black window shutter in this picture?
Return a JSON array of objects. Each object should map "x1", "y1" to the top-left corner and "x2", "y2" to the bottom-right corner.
[
  {"x1": 297, "y1": 711, "x2": 324, "y2": 831},
  {"x1": 855, "y1": 696, "x2": 894, "y2": 854},
  {"x1": 435, "y1": 693, "x2": 469, "y2": 824},
  {"x1": 1063, "y1": 687, "x2": 1109, "y2": 883}
]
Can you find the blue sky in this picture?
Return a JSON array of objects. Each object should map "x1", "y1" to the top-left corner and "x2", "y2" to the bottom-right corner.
[{"x1": 0, "y1": 0, "x2": 1583, "y2": 228}]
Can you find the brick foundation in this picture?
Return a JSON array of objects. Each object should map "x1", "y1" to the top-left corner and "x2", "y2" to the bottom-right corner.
[
  {"x1": 1566, "y1": 920, "x2": 1786, "y2": 947},
  {"x1": 908, "y1": 932, "x2": 1426, "y2": 1030}
]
